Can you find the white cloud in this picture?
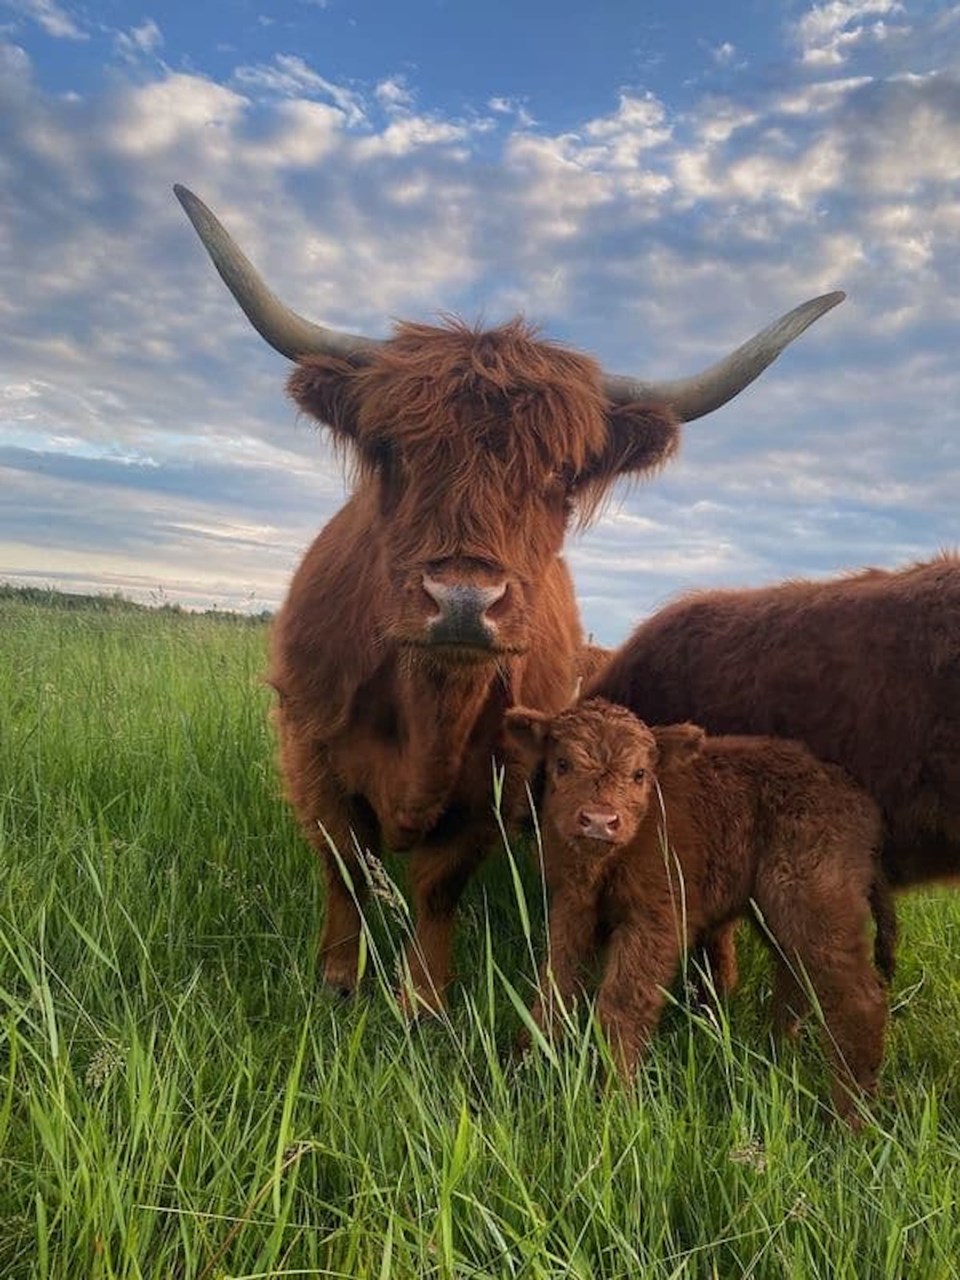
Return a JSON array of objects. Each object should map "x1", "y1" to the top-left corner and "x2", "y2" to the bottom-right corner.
[
  {"x1": 375, "y1": 75, "x2": 414, "y2": 112},
  {"x1": 712, "y1": 41, "x2": 738, "y2": 66},
  {"x1": 114, "y1": 18, "x2": 163, "y2": 63},
  {"x1": 1, "y1": 380, "x2": 42, "y2": 403},
  {"x1": 792, "y1": 0, "x2": 906, "y2": 66},
  {"x1": 233, "y1": 55, "x2": 367, "y2": 126},
  {"x1": 353, "y1": 114, "x2": 475, "y2": 158},
  {"x1": 581, "y1": 92, "x2": 672, "y2": 158},
  {"x1": 774, "y1": 76, "x2": 873, "y2": 115},
  {"x1": 247, "y1": 98, "x2": 346, "y2": 167},
  {"x1": 488, "y1": 95, "x2": 535, "y2": 127},
  {"x1": 103, "y1": 73, "x2": 246, "y2": 163},
  {"x1": 7, "y1": 0, "x2": 85, "y2": 39}
]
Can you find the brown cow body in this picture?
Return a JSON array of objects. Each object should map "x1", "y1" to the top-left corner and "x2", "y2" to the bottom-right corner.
[
  {"x1": 588, "y1": 554, "x2": 960, "y2": 891},
  {"x1": 506, "y1": 699, "x2": 889, "y2": 1123},
  {"x1": 270, "y1": 322, "x2": 681, "y2": 1006},
  {"x1": 174, "y1": 185, "x2": 844, "y2": 1010}
]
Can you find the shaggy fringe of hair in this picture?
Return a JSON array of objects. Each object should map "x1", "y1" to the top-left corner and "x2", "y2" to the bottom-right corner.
[{"x1": 287, "y1": 316, "x2": 680, "y2": 531}]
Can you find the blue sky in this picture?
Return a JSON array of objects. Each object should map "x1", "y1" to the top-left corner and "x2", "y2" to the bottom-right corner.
[{"x1": 2, "y1": 0, "x2": 959, "y2": 641}]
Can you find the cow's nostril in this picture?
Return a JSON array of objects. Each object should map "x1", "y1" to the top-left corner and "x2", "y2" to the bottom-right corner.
[
  {"x1": 420, "y1": 577, "x2": 444, "y2": 621},
  {"x1": 482, "y1": 581, "x2": 510, "y2": 622},
  {"x1": 421, "y1": 574, "x2": 448, "y2": 609}
]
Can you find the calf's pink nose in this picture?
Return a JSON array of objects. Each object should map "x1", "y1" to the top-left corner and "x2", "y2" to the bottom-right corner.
[{"x1": 578, "y1": 808, "x2": 621, "y2": 841}]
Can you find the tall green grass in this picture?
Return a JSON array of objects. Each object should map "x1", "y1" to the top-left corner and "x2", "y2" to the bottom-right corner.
[{"x1": 2, "y1": 593, "x2": 960, "y2": 1278}]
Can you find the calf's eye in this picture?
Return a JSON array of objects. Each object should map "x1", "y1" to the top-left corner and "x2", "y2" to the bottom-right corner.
[
  {"x1": 555, "y1": 757, "x2": 570, "y2": 777},
  {"x1": 633, "y1": 769, "x2": 646, "y2": 783}
]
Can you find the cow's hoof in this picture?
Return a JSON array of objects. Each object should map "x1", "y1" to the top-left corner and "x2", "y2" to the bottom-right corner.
[{"x1": 320, "y1": 970, "x2": 356, "y2": 1002}]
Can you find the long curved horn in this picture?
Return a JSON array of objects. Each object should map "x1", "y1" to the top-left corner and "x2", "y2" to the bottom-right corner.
[
  {"x1": 173, "y1": 185, "x2": 382, "y2": 362},
  {"x1": 601, "y1": 291, "x2": 845, "y2": 422}
]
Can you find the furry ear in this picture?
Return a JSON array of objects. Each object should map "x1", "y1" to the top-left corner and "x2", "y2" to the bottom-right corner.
[
  {"x1": 652, "y1": 722, "x2": 705, "y2": 771},
  {"x1": 579, "y1": 402, "x2": 680, "y2": 483},
  {"x1": 503, "y1": 706, "x2": 552, "y2": 758},
  {"x1": 287, "y1": 355, "x2": 363, "y2": 442},
  {"x1": 569, "y1": 403, "x2": 681, "y2": 524}
]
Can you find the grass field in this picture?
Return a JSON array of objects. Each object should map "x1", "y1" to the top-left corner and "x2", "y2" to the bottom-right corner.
[{"x1": 3, "y1": 590, "x2": 960, "y2": 1278}]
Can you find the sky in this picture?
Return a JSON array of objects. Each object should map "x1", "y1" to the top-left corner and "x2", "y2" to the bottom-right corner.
[{"x1": 2, "y1": 0, "x2": 959, "y2": 643}]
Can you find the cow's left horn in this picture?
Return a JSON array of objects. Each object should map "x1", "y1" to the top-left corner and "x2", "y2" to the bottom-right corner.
[
  {"x1": 601, "y1": 291, "x2": 845, "y2": 422},
  {"x1": 173, "y1": 185, "x2": 382, "y2": 362}
]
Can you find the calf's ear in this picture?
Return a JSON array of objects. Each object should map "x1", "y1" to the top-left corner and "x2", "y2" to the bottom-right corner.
[
  {"x1": 503, "y1": 706, "x2": 551, "y2": 757},
  {"x1": 653, "y1": 722, "x2": 705, "y2": 771}
]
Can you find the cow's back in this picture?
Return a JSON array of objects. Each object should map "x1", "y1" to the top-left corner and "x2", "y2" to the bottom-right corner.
[{"x1": 589, "y1": 556, "x2": 960, "y2": 878}]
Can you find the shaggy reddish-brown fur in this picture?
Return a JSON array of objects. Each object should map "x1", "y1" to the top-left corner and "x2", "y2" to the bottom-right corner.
[
  {"x1": 270, "y1": 319, "x2": 681, "y2": 1008},
  {"x1": 506, "y1": 698, "x2": 889, "y2": 1123},
  {"x1": 573, "y1": 642, "x2": 613, "y2": 695},
  {"x1": 587, "y1": 554, "x2": 960, "y2": 901}
]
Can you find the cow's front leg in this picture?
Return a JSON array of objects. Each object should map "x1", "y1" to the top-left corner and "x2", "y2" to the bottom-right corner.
[
  {"x1": 310, "y1": 790, "x2": 382, "y2": 996},
  {"x1": 402, "y1": 839, "x2": 487, "y2": 1015},
  {"x1": 275, "y1": 723, "x2": 378, "y2": 997}
]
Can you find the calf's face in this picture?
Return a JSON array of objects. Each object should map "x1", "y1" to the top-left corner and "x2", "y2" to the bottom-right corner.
[{"x1": 505, "y1": 698, "x2": 704, "y2": 858}]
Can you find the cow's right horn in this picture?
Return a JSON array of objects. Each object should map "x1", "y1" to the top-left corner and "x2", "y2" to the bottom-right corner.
[
  {"x1": 601, "y1": 291, "x2": 845, "y2": 422},
  {"x1": 174, "y1": 185, "x2": 382, "y2": 362}
]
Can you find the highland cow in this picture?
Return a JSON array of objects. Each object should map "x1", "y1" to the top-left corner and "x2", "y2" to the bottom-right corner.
[
  {"x1": 588, "y1": 554, "x2": 960, "y2": 900},
  {"x1": 505, "y1": 698, "x2": 890, "y2": 1122},
  {"x1": 175, "y1": 183, "x2": 843, "y2": 1010}
]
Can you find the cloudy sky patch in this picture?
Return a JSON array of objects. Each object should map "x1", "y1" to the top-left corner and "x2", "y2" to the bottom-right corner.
[{"x1": 1, "y1": 0, "x2": 958, "y2": 638}]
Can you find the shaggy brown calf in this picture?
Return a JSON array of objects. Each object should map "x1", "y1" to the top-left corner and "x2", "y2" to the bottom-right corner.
[
  {"x1": 505, "y1": 698, "x2": 890, "y2": 1122},
  {"x1": 175, "y1": 183, "x2": 843, "y2": 1010},
  {"x1": 588, "y1": 554, "x2": 960, "y2": 897}
]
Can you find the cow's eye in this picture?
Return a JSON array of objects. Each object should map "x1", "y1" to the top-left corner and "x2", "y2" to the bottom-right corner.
[
  {"x1": 633, "y1": 769, "x2": 646, "y2": 784},
  {"x1": 555, "y1": 757, "x2": 570, "y2": 777}
]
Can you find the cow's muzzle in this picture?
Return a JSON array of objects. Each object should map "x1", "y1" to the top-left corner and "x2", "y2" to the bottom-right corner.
[
  {"x1": 577, "y1": 806, "x2": 622, "y2": 842},
  {"x1": 421, "y1": 574, "x2": 508, "y2": 649}
]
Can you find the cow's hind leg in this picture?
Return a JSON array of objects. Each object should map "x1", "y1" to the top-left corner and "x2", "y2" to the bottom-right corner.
[{"x1": 870, "y1": 875, "x2": 898, "y2": 984}]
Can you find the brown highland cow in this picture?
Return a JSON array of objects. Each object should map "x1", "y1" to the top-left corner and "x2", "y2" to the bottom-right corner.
[
  {"x1": 587, "y1": 554, "x2": 960, "y2": 899},
  {"x1": 175, "y1": 183, "x2": 843, "y2": 1010},
  {"x1": 505, "y1": 698, "x2": 891, "y2": 1123}
]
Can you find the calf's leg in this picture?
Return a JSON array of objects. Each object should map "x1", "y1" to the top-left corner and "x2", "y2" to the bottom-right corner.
[
  {"x1": 524, "y1": 890, "x2": 600, "y2": 1047},
  {"x1": 759, "y1": 880, "x2": 887, "y2": 1125},
  {"x1": 596, "y1": 923, "x2": 681, "y2": 1079},
  {"x1": 693, "y1": 921, "x2": 739, "y2": 999},
  {"x1": 771, "y1": 959, "x2": 811, "y2": 1041}
]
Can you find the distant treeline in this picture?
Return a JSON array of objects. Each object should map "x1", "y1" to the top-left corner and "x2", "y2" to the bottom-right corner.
[{"x1": 0, "y1": 582, "x2": 273, "y2": 624}]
